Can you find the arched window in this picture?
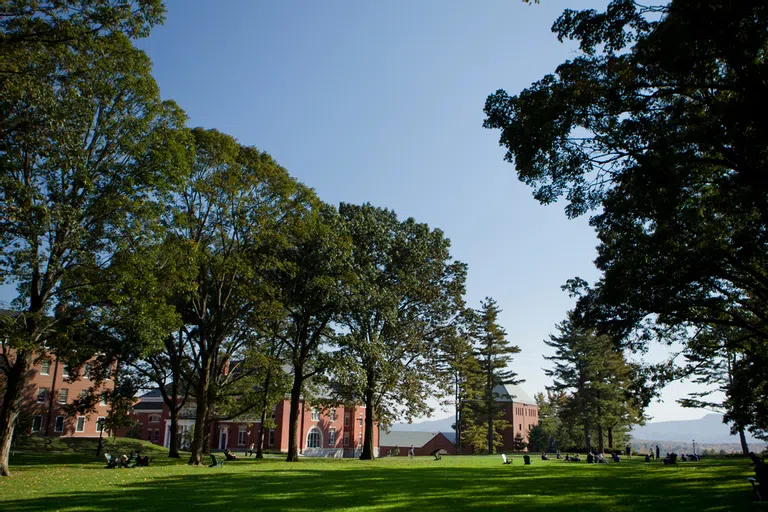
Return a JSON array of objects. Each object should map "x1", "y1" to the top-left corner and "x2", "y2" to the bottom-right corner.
[{"x1": 306, "y1": 427, "x2": 322, "y2": 448}]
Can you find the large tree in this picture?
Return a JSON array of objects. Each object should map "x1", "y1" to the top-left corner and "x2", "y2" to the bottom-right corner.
[
  {"x1": 0, "y1": 10, "x2": 185, "y2": 475},
  {"x1": 473, "y1": 298, "x2": 520, "y2": 455},
  {"x1": 274, "y1": 204, "x2": 352, "y2": 462},
  {"x1": 174, "y1": 128, "x2": 303, "y2": 465},
  {"x1": 331, "y1": 203, "x2": 466, "y2": 460},
  {"x1": 484, "y1": 0, "x2": 768, "y2": 429},
  {"x1": 544, "y1": 315, "x2": 646, "y2": 452}
]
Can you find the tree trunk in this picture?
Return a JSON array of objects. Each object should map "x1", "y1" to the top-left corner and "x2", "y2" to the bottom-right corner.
[
  {"x1": 607, "y1": 426, "x2": 613, "y2": 450},
  {"x1": 455, "y1": 372, "x2": 461, "y2": 455},
  {"x1": 188, "y1": 350, "x2": 212, "y2": 465},
  {"x1": 583, "y1": 424, "x2": 591, "y2": 452},
  {"x1": 360, "y1": 369, "x2": 376, "y2": 460},
  {"x1": 203, "y1": 414, "x2": 213, "y2": 455},
  {"x1": 596, "y1": 424, "x2": 604, "y2": 453},
  {"x1": 168, "y1": 407, "x2": 180, "y2": 458},
  {"x1": 0, "y1": 351, "x2": 31, "y2": 477},
  {"x1": 738, "y1": 426, "x2": 750, "y2": 456},
  {"x1": 44, "y1": 354, "x2": 59, "y2": 436},
  {"x1": 286, "y1": 368, "x2": 303, "y2": 462},
  {"x1": 255, "y1": 369, "x2": 273, "y2": 459}
]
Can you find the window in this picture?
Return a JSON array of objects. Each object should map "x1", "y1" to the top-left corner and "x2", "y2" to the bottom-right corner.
[
  {"x1": 344, "y1": 413, "x2": 350, "y2": 427},
  {"x1": 100, "y1": 392, "x2": 107, "y2": 406},
  {"x1": 330, "y1": 409, "x2": 336, "y2": 421},
  {"x1": 32, "y1": 416, "x2": 42, "y2": 432},
  {"x1": 54, "y1": 416, "x2": 64, "y2": 433},
  {"x1": 76, "y1": 417, "x2": 85, "y2": 432},
  {"x1": 358, "y1": 416, "x2": 363, "y2": 428},
  {"x1": 344, "y1": 432, "x2": 350, "y2": 447},
  {"x1": 83, "y1": 364, "x2": 92, "y2": 380},
  {"x1": 519, "y1": 424, "x2": 522, "y2": 431},
  {"x1": 306, "y1": 428, "x2": 321, "y2": 448},
  {"x1": 36, "y1": 387, "x2": 47, "y2": 403},
  {"x1": 148, "y1": 414, "x2": 161, "y2": 423},
  {"x1": 79, "y1": 390, "x2": 88, "y2": 400},
  {"x1": 529, "y1": 424, "x2": 533, "y2": 431},
  {"x1": 311, "y1": 408, "x2": 320, "y2": 421},
  {"x1": 147, "y1": 428, "x2": 153, "y2": 441},
  {"x1": 238, "y1": 427, "x2": 247, "y2": 446},
  {"x1": 329, "y1": 428, "x2": 336, "y2": 446},
  {"x1": 96, "y1": 417, "x2": 104, "y2": 432},
  {"x1": 154, "y1": 429, "x2": 160, "y2": 442},
  {"x1": 40, "y1": 360, "x2": 51, "y2": 375},
  {"x1": 62, "y1": 364, "x2": 71, "y2": 379},
  {"x1": 58, "y1": 388, "x2": 68, "y2": 404},
  {"x1": 268, "y1": 429, "x2": 275, "y2": 446}
]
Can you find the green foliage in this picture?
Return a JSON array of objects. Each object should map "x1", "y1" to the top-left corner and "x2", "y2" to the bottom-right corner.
[
  {"x1": 527, "y1": 424, "x2": 547, "y2": 452},
  {"x1": 473, "y1": 298, "x2": 521, "y2": 454},
  {"x1": 484, "y1": 0, "x2": 768, "y2": 438},
  {"x1": 512, "y1": 432, "x2": 527, "y2": 451},
  {"x1": 544, "y1": 314, "x2": 647, "y2": 452},
  {"x1": 330, "y1": 203, "x2": 467, "y2": 459}
]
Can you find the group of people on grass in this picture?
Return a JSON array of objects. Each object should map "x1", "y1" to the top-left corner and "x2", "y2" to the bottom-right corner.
[{"x1": 104, "y1": 451, "x2": 151, "y2": 469}]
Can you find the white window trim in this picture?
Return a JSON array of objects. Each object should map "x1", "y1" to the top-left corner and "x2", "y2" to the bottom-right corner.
[
  {"x1": 311, "y1": 408, "x2": 320, "y2": 421},
  {"x1": 54, "y1": 416, "x2": 64, "y2": 433},
  {"x1": 40, "y1": 361, "x2": 51, "y2": 376},
  {"x1": 75, "y1": 416, "x2": 85, "y2": 432},
  {"x1": 58, "y1": 388, "x2": 68, "y2": 404},
  {"x1": 37, "y1": 388, "x2": 47, "y2": 403},
  {"x1": 96, "y1": 416, "x2": 105, "y2": 432},
  {"x1": 306, "y1": 427, "x2": 322, "y2": 449},
  {"x1": 32, "y1": 416, "x2": 42, "y2": 432},
  {"x1": 329, "y1": 428, "x2": 336, "y2": 446}
]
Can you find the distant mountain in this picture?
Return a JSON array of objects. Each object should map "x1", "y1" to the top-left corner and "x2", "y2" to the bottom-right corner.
[
  {"x1": 631, "y1": 413, "x2": 761, "y2": 444},
  {"x1": 390, "y1": 416, "x2": 454, "y2": 432}
]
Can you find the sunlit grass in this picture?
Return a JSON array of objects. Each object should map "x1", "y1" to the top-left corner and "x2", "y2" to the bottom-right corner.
[{"x1": 0, "y1": 441, "x2": 759, "y2": 511}]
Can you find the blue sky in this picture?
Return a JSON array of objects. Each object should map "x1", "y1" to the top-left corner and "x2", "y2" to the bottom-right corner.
[{"x1": 1, "y1": 0, "x2": 716, "y2": 423}]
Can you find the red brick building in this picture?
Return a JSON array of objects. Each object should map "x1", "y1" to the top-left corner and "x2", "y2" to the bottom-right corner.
[
  {"x1": 1, "y1": 355, "x2": 114, "y2": 438},
  {"x1": 380, "y1": 431, "x2": 456, "y2": 456},
  {"x1": 132, "y1": 389, "x2": 380, "y2": 458},
  {"x1": 494, "y1": 383, "x2": 539, "y2": 451}
]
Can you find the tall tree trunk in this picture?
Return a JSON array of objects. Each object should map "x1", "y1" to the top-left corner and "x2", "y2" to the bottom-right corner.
[
  {"x1": 607, "y1": 426, "x2": 614, "y2": 450},
  {"x1": 188, "y1": 350, "x2": 212, "y2": 465},
  {"x1": 255, "y1": 369, "x2": 273, "y2": 459},
  {"x1": 360, "y1": 368, "x2": 376, "y2": 460},
  {"x1": 286, "y1": 368, "x2": 303, "y2": 462},
  {"x1": 596, "y1": 424, "x2": 604, "y2": 453},
  {"x1": 168, "y1": 406, "x2": 180, "y2": 458},
  {"x1": 486, "y1": 362, "x2": 493, "y2": 454},
  {"x1": 738, "y1": 426, "x2": 750, "y2": 456},
  {"x1": 44, "y1": 354, "x2": 59, "y2": 436},
  {"x1": 0, "y1": 351, "x2": 32, "y2": 477},
  {"x1": 455, "y1": 371, "x2": 461, "y2": 455}
]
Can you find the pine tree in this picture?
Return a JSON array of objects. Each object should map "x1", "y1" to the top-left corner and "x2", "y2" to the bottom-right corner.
[
  {"x1": 474, "y1": 298, "x2": 521, "y2": 454},
  {"x1": 544, "y1": 313, "x2": 645, "y2": 452}
]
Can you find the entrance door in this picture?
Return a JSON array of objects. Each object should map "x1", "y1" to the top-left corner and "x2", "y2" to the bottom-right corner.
[{"x1": 219, "y1": 429, "x2": 228, "y2": 450}]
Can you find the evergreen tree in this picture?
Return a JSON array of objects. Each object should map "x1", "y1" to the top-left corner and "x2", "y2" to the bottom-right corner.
[
  {"x1": 544, "y1": 314, "x2": 645, "y2": 452},
  {"x1": 474, "y1": 298, "x2": 521, "y2": 454}
]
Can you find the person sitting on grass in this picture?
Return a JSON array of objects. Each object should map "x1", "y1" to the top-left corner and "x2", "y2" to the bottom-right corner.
[
  {"x1": 587, "y1": 452, "x2": 594, "y2": 464},
  {"x1": 556, "y1": 451, "x2": 562, "y2": 459},
  {"x1": 224, "y1": 449, "x2": 238, "y2": 461},
  {"x1": 564, "y1": 454, "x2": 571, "y2": 462},
  {"x1": 612, "y1": 452, "x2": 621, "y2": 463},
  {"x1": 645, "y1": 454, "x2": 651, "y2": 462},
  {"x1": 541, "y1": 452, "x2": 549, "y2": 461},
  {"x1": 572, "y1": 454, "x2": 581, "y2": 462}
]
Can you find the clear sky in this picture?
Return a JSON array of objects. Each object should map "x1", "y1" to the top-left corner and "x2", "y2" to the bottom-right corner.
[{"x1": 1, "y1": 0, "x2": 715, "y2": 422}]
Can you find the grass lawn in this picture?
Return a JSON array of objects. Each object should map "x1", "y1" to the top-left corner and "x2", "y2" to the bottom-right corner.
[{"x1": 0, "y1": 439, "x2": 763, "y2": 511}]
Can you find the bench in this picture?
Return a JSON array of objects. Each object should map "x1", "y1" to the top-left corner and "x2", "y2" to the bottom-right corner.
[{"x1": 501, "y1": 454, "x2": 512, "y2": 465}]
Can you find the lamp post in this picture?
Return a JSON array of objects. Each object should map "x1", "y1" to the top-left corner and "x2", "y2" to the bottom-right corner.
[
  {"x1": 692, "y1": 439, "x2": 696, "y2": 456},
  {"x1": 96, "y1": 418, "x2": 105, "y2": 456}
]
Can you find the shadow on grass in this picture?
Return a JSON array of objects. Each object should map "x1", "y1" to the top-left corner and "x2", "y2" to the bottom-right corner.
[{"x1": 0, "y1": 459, "x2": 758, "y2": 512}]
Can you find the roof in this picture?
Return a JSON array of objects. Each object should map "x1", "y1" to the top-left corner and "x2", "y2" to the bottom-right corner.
[
  {"x1": 492, "y1": 383, "x2": 537, "y2": 405},
  {"x1": 379, "y1": 431, "x2": 448, "y2": 448}
]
